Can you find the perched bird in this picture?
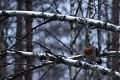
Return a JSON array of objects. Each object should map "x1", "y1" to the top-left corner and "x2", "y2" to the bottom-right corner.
[{"x1": 84, "y1": 43, "x2": 102, "y2": 64}]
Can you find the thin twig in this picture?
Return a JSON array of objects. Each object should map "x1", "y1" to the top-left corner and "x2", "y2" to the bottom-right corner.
[
  {"x1": 73, "y1": 67, "x2": 82, "y2": 80},
  {"x1": 10, "y1": 19, "x2": 51, "y2": 49},
  {"x1": 39, "y1": 64, "x2": 54, "y2": 80},
  {"x1": 0, "y1": 16, "x2": 9, "y2": 23},
  {"x1": 44, "y1": 28, "x2": 71, "y2": 52},
  {"x1": 4, "y1": 61, "x2": 54, "y2": 80}
]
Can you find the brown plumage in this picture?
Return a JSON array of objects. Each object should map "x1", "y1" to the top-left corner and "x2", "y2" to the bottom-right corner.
[
  {"x1": 84, "y1": 43, "x2": 102, "y2": 64},
  {"x1": 84, "y1": 47, "x2": 94, "y2": 55}
]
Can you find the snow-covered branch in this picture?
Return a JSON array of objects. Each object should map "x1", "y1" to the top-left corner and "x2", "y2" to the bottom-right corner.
[
  {"x1": 0, "y1": 10, "x2": 120, "y2": 32},
  {"x1": 1, "y1": 50, "x2": 120, "y2": 78},
  {"x1": 0, "y1": 50, "x2": 56, "y2": 61},
  {"x1": 1, "y1": 50, "x2": 120, "y2": 60},
  {"x1": 61, "y1": 57, "x2": 120, "y2": 77},
  {"x1": 100, "y1": 51, "x2": 120, "y2": 57}
]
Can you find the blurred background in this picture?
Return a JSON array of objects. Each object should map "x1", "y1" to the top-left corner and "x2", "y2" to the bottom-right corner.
[{"x1": 0, "y1": 0, "x2": 119, "y2": 80}]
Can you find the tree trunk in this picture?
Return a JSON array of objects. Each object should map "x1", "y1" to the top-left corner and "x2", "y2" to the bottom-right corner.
[
  {"x1": 104, "y1": 0, "x2": 112, "y2": 80},
  {"x1": 25, "y1": 0, "x2": 33, "y2": 80},
  {"x1": 16, "y1": 0, "x2": 23, "y2": 80},
  {"x1": 97, "y1": 0, "x2": 101, "y2": 51},
  {"x1": 0, "y1": 0, "x2": 8, "y2": 79},
  {"x1": 70, "y1": 0, "x2": 76, "y2": 80},
  {"x1": 85, "y1": 0, "x2": 94, "y2": 79},
  {"x1": 112, "y1": 0, "x2": 119, "y2": 80}
]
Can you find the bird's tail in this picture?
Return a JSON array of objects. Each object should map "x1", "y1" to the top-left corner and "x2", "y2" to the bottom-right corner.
[{"x1": 96, "y1": 57, "x2": 102, "y2": 65}]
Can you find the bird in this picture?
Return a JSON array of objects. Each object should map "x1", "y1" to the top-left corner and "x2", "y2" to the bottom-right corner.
[{"x1": 84, "y1": 43, "x2": 102, "y2": 65}]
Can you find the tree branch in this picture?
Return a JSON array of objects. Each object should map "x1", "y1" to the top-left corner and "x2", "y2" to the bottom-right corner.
[
  {"x1": 0, "y1": 10, "x2": 120, "y2": 32},
  {"x1": 1, "y1": 50, "x2": 120, "y2": 78},
  {"x1": 4, "y1": 61, "x2": 54, "y2": 80}
]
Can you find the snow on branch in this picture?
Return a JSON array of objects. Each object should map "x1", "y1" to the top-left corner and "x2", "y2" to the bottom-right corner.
[
  {"x1": 1, "y1": 50, "x2": 120, "y2": 59},
  {"x1": 67, "y1": 55, "x2": 120, "y2": 78},
  {"x1": 100, "y1": 51, "x2": 120, "y2": 57},
  {"x1": 1, "y1": 50, "x2": 120, "y2": 78},
  {"x1": 0, "y1": 50, "x2": 56, "y2": 61},
  {"x1": 0, "y1": 10, "x2": 120, "y2": 32},
  {"x1": 59, "y1": 57, "x2": 120, "y2": 78}
]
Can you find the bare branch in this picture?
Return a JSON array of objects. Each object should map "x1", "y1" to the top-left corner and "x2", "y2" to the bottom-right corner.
[
  {"x1": 1, "y1": 50, "x2": 120, "y2": 60},
  {"x1": 0, "y1": 10, "x2": 120, "y2": 32},
  {"x1": 1, "y1": 50, "x2": 120, "y2": 78},
  {"x1": 100, "y1": 51, "x2": 120, "y2": 57},
  {"x1": 4, "y1": 61, "x2": 54, "y2": 80},
  {"x1": 60, "y1": 57, "x2": 120, "y2": 78}
]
